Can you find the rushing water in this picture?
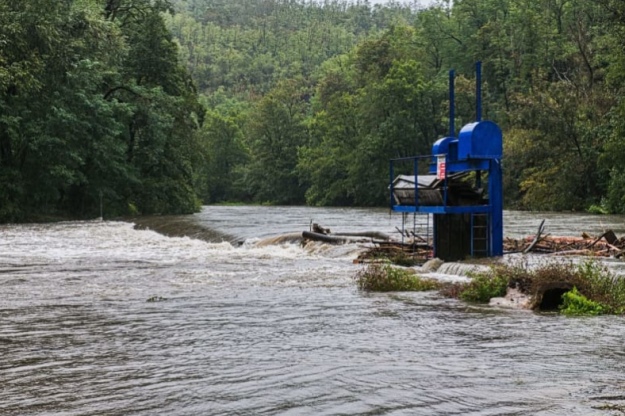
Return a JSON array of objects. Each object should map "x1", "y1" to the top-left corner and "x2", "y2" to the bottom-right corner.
[{"x1": 2, "y1": 206, "x2": 625, "y2": 416}]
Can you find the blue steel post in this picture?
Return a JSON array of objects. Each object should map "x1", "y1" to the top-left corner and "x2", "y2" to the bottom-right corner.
[
  {"x1": 470, "y1": 213, "x2": 474, "y2": 256},
  {"x1": 389, "y1": 160, "x2": 394, "y2": 209},
  {"x1": 489, "y1": 159, "x2": 503, "y2": 256},
  {"x1": 443, "y1": 154, "x2": 448, "y2": 207},
  {"x1": 449, "y1": 69, "x2": 455, "y2": 137},
  {"x1": 476, "y1": 61, "x2": 482, "y2": 122},
  {"x1": 475, "y1": 61, "x2": 483, "y2": 201},
  {"x1": 413, "y1": 157, "x2": 418, "y2": 207}
]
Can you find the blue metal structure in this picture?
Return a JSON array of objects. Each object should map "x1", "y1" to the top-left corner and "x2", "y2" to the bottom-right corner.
[{"x1": 389, "y1": 62, "x2": 503, "y2": 260}]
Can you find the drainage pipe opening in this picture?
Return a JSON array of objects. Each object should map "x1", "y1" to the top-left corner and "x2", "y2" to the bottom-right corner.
[{"x1": 533, "y1": 283, "x2": 574, "y2": 312}]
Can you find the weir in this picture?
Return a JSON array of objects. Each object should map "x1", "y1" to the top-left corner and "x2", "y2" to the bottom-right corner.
[{"x1": 389, "y1": 62, "x2": 503, "y2": 261}]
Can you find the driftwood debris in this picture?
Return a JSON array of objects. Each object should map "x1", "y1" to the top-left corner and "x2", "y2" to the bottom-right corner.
[
  {"x1": 304, "y1": 221, "x2": 624, "y2": 260},
  {"x1": 302, "y1": 223, "x2": 432, "y2": 263},
  {"x1": 505, "y1": 227, "x2": 625, "y2": 258},
  {"x1": 353, "y1": 241, "x2": 432, "y2": 264},
  {"x1": 334, "y1": 231, "x2": 393, "y2": 241},
  {"x1": 302, "y1": 231, "x2": 354, "y2": 244},
  {"x1": 523, "y1": 219, "x2": 546, "y2": 254},
  {"x1": 303, "y1": 223, "x2": 394, "y2": 245},
  {"x1": 311, "y1": 223, "x2": 331, "y2": 235}
]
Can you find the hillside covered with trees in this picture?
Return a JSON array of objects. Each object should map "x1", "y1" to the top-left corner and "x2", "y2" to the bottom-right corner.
[
  {"x1": 3, "y1": 0, "x2": 625, "y2": 222},
  {"x1": 170, "y1": 0, "x2": 625, "y2": 213}
]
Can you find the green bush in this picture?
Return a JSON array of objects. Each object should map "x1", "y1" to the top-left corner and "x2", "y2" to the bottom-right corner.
[
  {"x1": 587, "y1": 203, "x2": 608, "y2": 215},
  {"x1": 560, "y1": 287, "x2": 606, "y2": 316},
  {"x1": 355, "y1": 263, "x2": 441, "y2": 292},
  {"x1": 458, "y1": 271, "x2": 508, "y2": 303},
  {"x1": 574, "y1": 260, "x2": 625, "y2": 314},
  {"x1": 455, "y1": 259, "x2": 625, "y2": 314},
  {"x1": 356, "y1": 258, "x2": 625, "y2": 315}
]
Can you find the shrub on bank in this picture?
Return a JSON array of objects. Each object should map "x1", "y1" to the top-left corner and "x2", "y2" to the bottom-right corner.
[
  {"x1": 449, "y1": 259, "x2": 625, "y2": 314},
  {"x1": 356, "y1": 257, "x2": 625, "y2": 315},
  {"x1": 355, "y1": 262, "x2": 442, "y2": 292},
  {"x1": 459, "y1": 272, "x2": 508, "y2": 303},
  {"x1": 560, "y1": 287, "x2": 605, "y2": 316}
]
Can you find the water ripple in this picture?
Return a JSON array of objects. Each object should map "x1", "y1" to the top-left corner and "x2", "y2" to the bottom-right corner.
[{"x1": 1, "y1": 210, "x2": 625, "y2": 415}]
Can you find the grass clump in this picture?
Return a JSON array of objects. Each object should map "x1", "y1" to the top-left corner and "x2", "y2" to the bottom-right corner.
[
  {"x1": 572, "y1": 260, "x2": 625, "y2": 314},
  {"x1": 355, "y1": 262, "x2": 441, "y2": 292},
  {"x1": 458, "y1": 271, "x2": 508, "y2": 303},
  {"x1": 437, "y1": 262, "x2": 524, "y2": 304}
]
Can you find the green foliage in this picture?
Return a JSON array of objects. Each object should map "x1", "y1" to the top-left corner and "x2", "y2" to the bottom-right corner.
[
  {"x1": 166, "y1": 0, "x2": 416, "y2": 96},
  {"x1": 163, "y1": 0, "x2": 625, "y2": 210},
  {"x1": 560, "y1": 287, "x2": 606, "y2": 316},
  {"x1": 0, "y1": 0, "x2": 204, "y2": 221},
  {"x1": 199, "y1": 108, "x2": 249, "y2": 203},
  {"x1": 458, "y1": 271, "x2": 508, "y2": 303},
  {"x1": 444, "y1": 259, "x2": 625, "y2": 314},
  {"x1": 355, "y1": 263, "x2": 442, "y2": 292},
  {"x1": 587, "y1": 203, "x2": 609, "y2": 215},
  {"x1": 240, "y1": 78, "x2": 311, "y2": 205},
  {"x1": 574, "y1": 260, "x2": 625, "y2": 314},
  {"x1": 8, "y1": 0, "x2": 625, "y2": 215}
]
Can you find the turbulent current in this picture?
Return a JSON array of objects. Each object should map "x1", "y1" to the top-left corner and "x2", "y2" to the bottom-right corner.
[{"x1": 2, "y1": 206, "x2": 625, "y2": 415}]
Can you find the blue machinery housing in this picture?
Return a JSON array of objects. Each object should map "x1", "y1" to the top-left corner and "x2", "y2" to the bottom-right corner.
[{"x1": 389, "y1": 63, "x2": 503, "y2": 261}]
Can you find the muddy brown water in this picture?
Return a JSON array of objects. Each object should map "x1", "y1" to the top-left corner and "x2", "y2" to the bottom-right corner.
[{"x1": 2, "y1": 206, "x2": 625, "y2": 415}]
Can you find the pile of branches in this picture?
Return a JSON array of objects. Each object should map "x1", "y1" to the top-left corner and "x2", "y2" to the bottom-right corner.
[
  {"x1": 354, "y1": 241, "x2": 432, "y2": 266},
  {"x1": 505, "y1": 222, "x2": 625, "y2": 257}
]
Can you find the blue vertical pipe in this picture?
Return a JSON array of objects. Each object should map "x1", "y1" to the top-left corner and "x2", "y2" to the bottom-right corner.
[
  {"x1": 414, "y1": 157, "x2": 419, "y2": 207},
  {"x1": 489, "y1": 159, "x2": 503, "y2": 256},
  {"x1": 476, "y1": 61, "x2": 483, "y2": 187},
  {"x1": 389, "y1": 160, "x2": 394, "y2": 209},
  {"x1": 449, "y1": 69, "x2": 455, "y2": 137},
  {"x1": 476, "y1": 61, "x2": 482, "y2": 122}
]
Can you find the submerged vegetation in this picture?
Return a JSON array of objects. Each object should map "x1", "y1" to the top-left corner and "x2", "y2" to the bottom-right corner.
[
  {"x1": 458, "y1": 272, "x2": 508, "y2": 304},
  {"x1": 354, "y1": 262, "x2": 442, "y2": 292},
  {"x1": 355, "y1": 259, "x2": 625, "y2": 316}
]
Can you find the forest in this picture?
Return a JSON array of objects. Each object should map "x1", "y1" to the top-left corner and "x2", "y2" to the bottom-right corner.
[{"x1": 3, "y1": 0, "x2": 625, "y2": 221}]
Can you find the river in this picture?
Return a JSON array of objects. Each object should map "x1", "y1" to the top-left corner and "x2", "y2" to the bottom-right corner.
[{"x1": 1, "y1": 206, "x2": 625, "y2": 415}]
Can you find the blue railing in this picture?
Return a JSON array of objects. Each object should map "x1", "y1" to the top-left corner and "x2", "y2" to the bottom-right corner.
[{"x1": 389, "y1": 154, "x2": 448, "y2": 211}]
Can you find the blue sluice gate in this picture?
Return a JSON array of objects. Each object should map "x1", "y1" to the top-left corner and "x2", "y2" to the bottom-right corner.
[{"x1": 389, "y1": 63, "x2": 503, "y2": 261}]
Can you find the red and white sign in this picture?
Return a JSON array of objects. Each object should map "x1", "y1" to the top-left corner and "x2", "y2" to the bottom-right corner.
[{"x1": 436, "y1": 155, "x2": 446, "y2": 179}]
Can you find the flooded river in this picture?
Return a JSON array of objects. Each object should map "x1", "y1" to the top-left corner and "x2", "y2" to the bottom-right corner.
[{"x1": 1, "y1": 206, "x2": 625, "y2": 415}]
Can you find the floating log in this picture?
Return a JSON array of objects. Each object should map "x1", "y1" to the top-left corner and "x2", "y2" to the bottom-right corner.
[
  {"x1": 302, "y1": 231, "x2": 370, "y2": 244},
  {"x1": 333, "y1": 231, "x2": 393, "y2": 241}
]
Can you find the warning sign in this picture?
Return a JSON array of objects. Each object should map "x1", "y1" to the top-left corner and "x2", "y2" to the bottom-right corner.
[{"x1": 436, "y1": 155, "x2": 446, "y2": 179}]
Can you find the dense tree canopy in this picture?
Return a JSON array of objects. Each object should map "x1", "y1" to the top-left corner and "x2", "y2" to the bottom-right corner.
[
  {"x1": 5, "y1": 0, "x2": 625, "y2": 220},
  {"x1": 0, "y1": 0, "x2": 203, "y2": 221},
  {"x1": 175, "y1": 0, "x2": 625, "y2": 212}
]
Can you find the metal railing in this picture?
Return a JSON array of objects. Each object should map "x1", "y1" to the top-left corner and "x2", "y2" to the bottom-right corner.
[{"x1": 389, "y1": 155, "x2": 448, "y2": 210}]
